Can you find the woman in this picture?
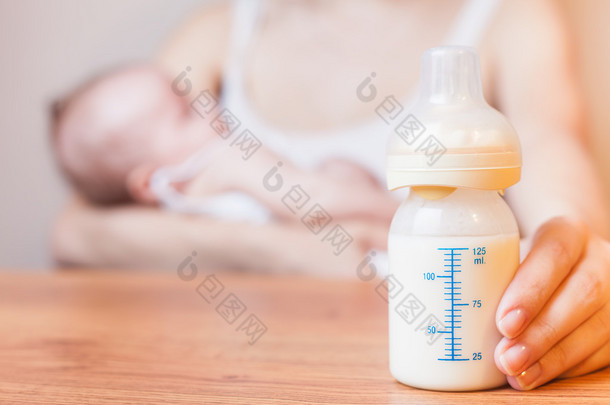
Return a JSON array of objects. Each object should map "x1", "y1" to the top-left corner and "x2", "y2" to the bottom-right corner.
[{"x1": 52, "y1": 0, "x2": 610, "y2": 390}]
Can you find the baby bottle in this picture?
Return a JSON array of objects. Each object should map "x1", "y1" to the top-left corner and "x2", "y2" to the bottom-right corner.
[{"x1": 386, "y1": 46, "x2": 522, "y2": 391}]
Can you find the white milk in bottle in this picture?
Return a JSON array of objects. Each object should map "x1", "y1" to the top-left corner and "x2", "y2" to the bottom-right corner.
[{"x1": 386, "y1": 47, "x2": 522, "y2": 391}]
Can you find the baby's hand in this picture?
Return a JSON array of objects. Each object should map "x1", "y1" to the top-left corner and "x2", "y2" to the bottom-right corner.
[{"x1": 494, "y1": 217, "x2": 610, "y2": 390}]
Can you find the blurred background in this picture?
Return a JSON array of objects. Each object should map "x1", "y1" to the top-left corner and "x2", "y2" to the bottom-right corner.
[
  {"x1": 0, "y1": 0, "x2": 609, "y2": 269},
  {"x1": 0, "y1": 0, "x2": 205, "y2": 268}
]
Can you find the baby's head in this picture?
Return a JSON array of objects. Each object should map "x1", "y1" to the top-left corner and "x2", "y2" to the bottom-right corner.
[{"x1": 51, "y1": 66, "x2": 206, "y2": 204}]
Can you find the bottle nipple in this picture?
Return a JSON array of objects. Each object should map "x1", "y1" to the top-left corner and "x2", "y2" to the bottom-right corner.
[
  {"x1": 420, "y1": 46, "x2": 485, "y2": 105},
  {"x1": 386, "y1": 46, "x2": 522, "y2": 192}
]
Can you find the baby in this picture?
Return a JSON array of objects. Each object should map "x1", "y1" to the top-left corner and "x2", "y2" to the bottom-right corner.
[{"x1": 51, "y1": 65, "x2": 395, "y2": 223}]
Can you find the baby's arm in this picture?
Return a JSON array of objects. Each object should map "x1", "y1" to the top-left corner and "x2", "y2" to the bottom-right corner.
[{"x1": 180, "y1": 145, "x2": 398, "y2": 225}]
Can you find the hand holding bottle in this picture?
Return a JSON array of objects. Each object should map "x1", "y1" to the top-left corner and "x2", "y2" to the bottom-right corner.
[{"x1": 495, "y1": 216, "x2": 610, "y2": 390}]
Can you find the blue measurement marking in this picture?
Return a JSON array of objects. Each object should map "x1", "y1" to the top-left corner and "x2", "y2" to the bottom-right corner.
[{"x1": 437, "y1": 248, "x2": 470, "y2": 362}]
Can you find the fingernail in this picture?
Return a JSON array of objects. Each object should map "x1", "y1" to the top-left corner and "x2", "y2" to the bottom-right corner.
[
  {"x1": 498, "y1": 309, "x2": 526, "y2": 338},
  {"x1": 515, "y1": 362, "x2": 542, "y2": 390},
  {"x1": 499, "y1": 344, "x2": 531, "y2": 376}
]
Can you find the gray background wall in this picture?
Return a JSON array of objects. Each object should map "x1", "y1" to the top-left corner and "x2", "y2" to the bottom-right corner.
[
  {"x1": 0, "y1": 0, "x2": 609, "y2": 269},
  {"x1": 0, "y1": 0, "x2": 205, "y2": 268}
]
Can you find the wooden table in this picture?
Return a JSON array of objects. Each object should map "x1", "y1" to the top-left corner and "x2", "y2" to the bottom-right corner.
[{"x1": 1, "y1": 270, "x2": 608, "y2": 404}]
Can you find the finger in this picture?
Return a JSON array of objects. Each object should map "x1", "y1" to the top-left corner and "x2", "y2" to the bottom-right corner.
[
  {"x1": 505, "y1": 303, "x2": 610, "y2": 390},
  {"x1": 559, "y1": 338, "x2": 610, "y2": 379},
  {"x1": 495, "y1": 243, "x2": 609, "y2": 377},
  {"x1": 496, "y1": 217, "x2": 587, "y2": 339}
]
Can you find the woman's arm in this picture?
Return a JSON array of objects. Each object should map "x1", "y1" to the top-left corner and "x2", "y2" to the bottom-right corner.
[
  {"x1": 52, "y1": 196, "x2": 387, "y2": 276},
  {"x1": 492, "y1": 0, "x2": 608, "y2": 239},
  {"x1": 488, "y1": 0, "x2": 610, "y2": 390}
]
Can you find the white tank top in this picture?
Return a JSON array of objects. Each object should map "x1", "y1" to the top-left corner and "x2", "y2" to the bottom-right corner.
[{"x1": 221, "y1": 0, "x2": 504, "y2": 184}]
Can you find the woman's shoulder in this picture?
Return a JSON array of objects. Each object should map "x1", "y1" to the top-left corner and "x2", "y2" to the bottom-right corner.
[
  {"x1": 482, "y1": 0, "x2": 573, "y2": 85},
  {"x1": 488, "y1": 0, "x2": 570, "y2": 49},
  {"x1": 156, "y1": 1, "x2": 233, "y2": 94}
]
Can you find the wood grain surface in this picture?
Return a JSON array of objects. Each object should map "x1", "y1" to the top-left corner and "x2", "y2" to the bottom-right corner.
[{"x1": 0, "y1": 270, "x2": 608, "y2": 404}]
